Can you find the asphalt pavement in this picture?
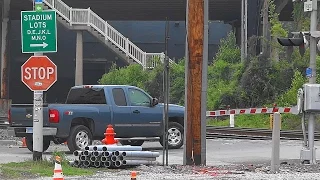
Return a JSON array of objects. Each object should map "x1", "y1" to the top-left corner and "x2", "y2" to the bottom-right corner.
[
  {"x1": 1, "y1": 138, "x2": 320, "y2": 165},
  {"x1": 1, "y1": 138, "x2": 320, "y2": 179}
]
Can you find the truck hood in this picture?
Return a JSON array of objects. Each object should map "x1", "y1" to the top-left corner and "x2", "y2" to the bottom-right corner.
[{"x1": 158, "y1": 103, "x2": 185, "y2": 116}]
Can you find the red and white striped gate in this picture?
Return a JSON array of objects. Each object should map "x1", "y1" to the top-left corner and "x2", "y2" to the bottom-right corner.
[{"x1": 206, "y1": 106, "x2": 298, "y2": 117}]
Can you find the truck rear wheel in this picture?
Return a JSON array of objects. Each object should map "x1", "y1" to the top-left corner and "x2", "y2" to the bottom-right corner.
[
  {"x1": 67, "y1": 125, "x2": 93, "y2": 152},
  {"x1": 159, "y1": 122, "x2": 184, "y2": 149},
  {"x1": 25, "y1": 136, "x2": 51, "y2": 152}
]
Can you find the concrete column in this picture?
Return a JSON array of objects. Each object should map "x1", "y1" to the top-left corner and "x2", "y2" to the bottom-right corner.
[
  {"x1": 75, "y1": 31, "x2": 83, "y2": 86},
  {"x1": 1, "y1": 0, "x2": 11, "y2": 99}
]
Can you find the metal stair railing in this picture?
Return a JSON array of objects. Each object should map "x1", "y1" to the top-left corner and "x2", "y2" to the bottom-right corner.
[{"x1": 43, "y1": 0, "x2": 174, "y2": 69}]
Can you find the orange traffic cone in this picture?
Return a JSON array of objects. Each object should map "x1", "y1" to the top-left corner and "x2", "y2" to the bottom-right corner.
[
  {"x1": 53, "y1": 156, "x2": 64, "y2": 180},
  {"x1": 131, "y1": 171, "x2": 137, "y2": 180},
  {"x1": 19, "y1": 137, "x2": 27, "y2": 148}
]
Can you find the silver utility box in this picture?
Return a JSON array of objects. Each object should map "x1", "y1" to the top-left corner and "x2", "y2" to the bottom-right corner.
[{"x1": 304, "y1": 83, "x2": 320, "y2": 112}]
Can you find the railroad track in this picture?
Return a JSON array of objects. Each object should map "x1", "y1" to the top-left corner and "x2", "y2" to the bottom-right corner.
[{"x1": 206, "y1": 126, "x2": 320, "y2": 141}]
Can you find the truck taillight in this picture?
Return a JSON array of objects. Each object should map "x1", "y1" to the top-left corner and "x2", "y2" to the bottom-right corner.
[
  {"x1": 49, "y1": 109, "x2": 59, "y2": 123},
  {"x1": 8, "y1": 109, "x2": 11, "y2": 124}
]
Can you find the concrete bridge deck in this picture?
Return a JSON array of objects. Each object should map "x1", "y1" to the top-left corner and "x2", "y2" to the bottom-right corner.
[{"x1": 9, "y1": 0, "x2": 293, "y2": 22}]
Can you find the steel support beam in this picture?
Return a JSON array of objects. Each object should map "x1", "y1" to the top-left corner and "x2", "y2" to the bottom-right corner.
[
  {"x1": 75, "y1": 31, "x2": 83, "y2": 86},
  {"x1": 1, "y1": 0, "x2": 11, "y2": 99},
  {"x1": 275, "y1": 0, "x2": 289, "y2": 13}
]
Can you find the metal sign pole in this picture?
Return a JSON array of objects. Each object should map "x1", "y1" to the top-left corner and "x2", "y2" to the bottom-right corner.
[
  {"x1": 183, "y1": 0, "x2": 189, "y2": 165},
  {"x1": 165, "y1": 19, "x2": 170, "y2": 166},
  {"x1": 32, "y1": 0, "x2": 43, "y2": 161},
  {"x1": 162, "y1": 18, "x2": 169, "y2": 166},
  {"x1": 307, "y1": 0, "x2": 318, "y2": 165},
  {"x1": 33, "y1": 90, "x2": 43, "y2": 161},
  {"x1": 162, "y1": 18, "x2": 170, "y2": 166}
]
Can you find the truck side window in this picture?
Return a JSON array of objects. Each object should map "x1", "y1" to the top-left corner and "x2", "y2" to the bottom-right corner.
[
  {"x1": 66, "y1": 88, "x2": 107, "y2": 104},
  {"x1": 128, "y1": 88, "x2": 150, "y2": 107},
  {"x1": 112, "y1": 88, "x2": 127, "y2": 106}
]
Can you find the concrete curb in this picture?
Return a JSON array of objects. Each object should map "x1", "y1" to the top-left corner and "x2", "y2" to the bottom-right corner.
[{"x1": 0, "y1": 140, "x2": 19, "y2": 146}]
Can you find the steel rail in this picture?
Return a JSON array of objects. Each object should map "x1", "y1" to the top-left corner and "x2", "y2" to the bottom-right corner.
[{"x1": 206, "y1": 126, "x2": 320, "y2": 140}]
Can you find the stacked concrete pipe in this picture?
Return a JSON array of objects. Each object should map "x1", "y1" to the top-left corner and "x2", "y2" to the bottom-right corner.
[{"x1": 72, "y1": 145, "x2": 160, "y2": 168}]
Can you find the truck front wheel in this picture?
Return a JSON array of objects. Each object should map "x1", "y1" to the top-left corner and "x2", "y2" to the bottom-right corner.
[
  {"x1": 25, "y1": 136, "x2": 51, "y2": 152},
  {"x1": 67, "y1": 125, "x2": 93, "y2": 152},
  {"x1": 159, "y1": 122, "x2": 184, "y2": 149}
]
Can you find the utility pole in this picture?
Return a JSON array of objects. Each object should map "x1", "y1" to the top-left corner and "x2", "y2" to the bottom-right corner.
[
  {"x1": 307, "y1": 0, "x2": 317, "y2": 165},
  {"x1": 184, "y1": 0, "x2": 204, "y2": 165}
]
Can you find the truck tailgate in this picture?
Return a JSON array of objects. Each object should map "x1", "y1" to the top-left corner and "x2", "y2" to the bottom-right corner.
[{"x1": 10, "y1": 104, "x2": 50, "y2": 127}]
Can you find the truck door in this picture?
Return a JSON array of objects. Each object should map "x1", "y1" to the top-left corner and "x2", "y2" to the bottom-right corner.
[
  {"x1": 127, "y1": 87, "x2": 162, "y2": 137},
  {"x1": 110, "y1": 87, "x2": 134, "y2": 137}
]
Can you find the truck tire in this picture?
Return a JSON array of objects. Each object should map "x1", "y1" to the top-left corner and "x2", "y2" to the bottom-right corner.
[
  {"x1": 67, "y1": 125, "x2": 93, "y2": 152},
  {"x1": 159, "y1": 122, "x2": 184, "y2": 149},
  {"x1": 25, "y1": 136, "x2": 51, "y2": 152},
  {"x1": 119, "y1": 140, "x2": 144, "y2": 146}
]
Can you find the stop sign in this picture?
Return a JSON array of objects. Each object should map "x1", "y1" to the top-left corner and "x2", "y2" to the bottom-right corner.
[{"x1": 21, "y1": 56, "x2": 57, "y2": 91}]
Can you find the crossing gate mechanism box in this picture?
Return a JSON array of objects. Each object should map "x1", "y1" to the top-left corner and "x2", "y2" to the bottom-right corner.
[{"x1": 304, "y1": 83, "x2": 320, "y2": 112}]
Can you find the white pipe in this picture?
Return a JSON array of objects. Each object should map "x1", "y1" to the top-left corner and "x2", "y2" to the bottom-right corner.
[
  {"x1": 73, "y1": 160, "x2": 80, "y2": 167},
  {"x1": 73, "y1": 150, "x2": 82, "y2": 156},
  {"x1": 84, "y1": 150, "x2": 93, "y2": 156},
  {"x1": 101, "y1": 156, "x2": 107, "y2": 162},
  {"x1": 104, "y1": 151, "x2": 111, "y2": 157},
  {"x1": 104, "y1": 161, "x2": 111, "y2": 167},
  {"x1": 115, "y1": 160, "x2": 122, "y2": 167},
  {"x1": 94, "y1": 161, "x2": 101, "y2": 168},
  {"x1": 86, "y1": 145, "x2": 143, "y2": 151},
  {"x1": 123, "y1": 160, "x2": 159, "y2": 166},
  {"x1": 93, "y1": 151, "x2": 103, "y2": 156},
  {"x1": 83, "y1": 160, "x2": 90, "y2": 167},
  {"x1": 123, "y1": 157, "x2": 156, "y2": 161},
  {"x1": 121, "y1": 151, "x2": 160, "y2": 157},
  {"x1": 80, "y1": 155, "x2": 87, "y2": 161},
  {"x1": 90, "y1": 156, "x2": 97, "y2": 162}
]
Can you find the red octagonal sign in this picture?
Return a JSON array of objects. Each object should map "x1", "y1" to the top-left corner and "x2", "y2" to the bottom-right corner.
[{"x1": 21, "y1": 56, "x2": 57, "y2": 91}]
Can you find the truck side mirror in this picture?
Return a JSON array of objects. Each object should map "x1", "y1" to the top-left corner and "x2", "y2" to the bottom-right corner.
[{"x1": 152, "y1": 98, "x2": 159, "y2": 106}]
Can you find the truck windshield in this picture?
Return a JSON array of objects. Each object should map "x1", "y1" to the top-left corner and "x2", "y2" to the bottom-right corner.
[{"x1": 66, "y1": 88, "x2": 107, "y2": 104}]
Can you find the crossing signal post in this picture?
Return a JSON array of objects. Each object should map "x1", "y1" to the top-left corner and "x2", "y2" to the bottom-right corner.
[{"x1": 277, "y1": 32, "x2": 308, "y2": 56}]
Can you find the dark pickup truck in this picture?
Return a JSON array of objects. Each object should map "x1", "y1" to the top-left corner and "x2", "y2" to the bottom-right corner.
[{"x1": 8, "y1": 85, "x2": 185, "y2": 152}]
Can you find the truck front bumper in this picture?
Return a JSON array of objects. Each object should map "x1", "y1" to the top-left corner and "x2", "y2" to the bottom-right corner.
[{"x1": 7, "y1": 127, "x2": 57, "y2": 137}]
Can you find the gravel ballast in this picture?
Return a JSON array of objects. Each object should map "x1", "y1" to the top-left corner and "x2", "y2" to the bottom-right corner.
[
  {"x1": 1, "y1": 127, "x2": 320, "y2": 179},
  {"x1": 31, "y1": 160, "x2": 320, "y2": 180}
]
